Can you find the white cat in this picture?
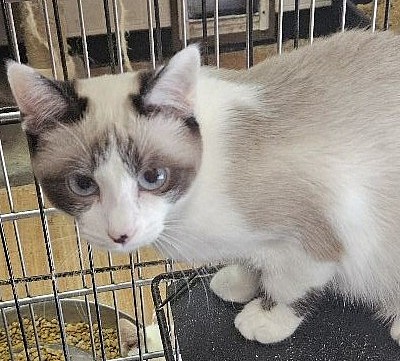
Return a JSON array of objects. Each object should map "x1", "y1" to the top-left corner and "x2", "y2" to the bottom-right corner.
[{"x1": 7, "y1": 30, "x2": 400, "y2": 345}]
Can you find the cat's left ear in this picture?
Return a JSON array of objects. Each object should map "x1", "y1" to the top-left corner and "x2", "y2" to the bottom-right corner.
[
  {"x1": 143, "y1": 44, "x2": 201, "y2": 117},
  {"x1": 7, "y1": 61, "x2": 86, "y2": 134}
]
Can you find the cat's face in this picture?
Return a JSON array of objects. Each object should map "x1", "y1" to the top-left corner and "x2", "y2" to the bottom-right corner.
[{"x1": 7, "y1": 46, "x2": 202, "y2": 252}]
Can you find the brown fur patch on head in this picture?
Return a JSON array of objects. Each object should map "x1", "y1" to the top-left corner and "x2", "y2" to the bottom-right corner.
[
  {"x1": 114, "y1": 115, "x2": 202, "y2": 201},
  {"x1": 31, "y1": 98, "x2": 202, "y2": 215},
  {"x1": 30, "y1": 123, "x2": 110, "y2": 215},
  {"x1": 130, "y1": 69, "x2": 201, "y2": 134}
]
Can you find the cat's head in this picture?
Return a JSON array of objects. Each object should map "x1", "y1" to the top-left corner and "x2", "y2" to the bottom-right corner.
[{"x1": 7, "y1": 46, "x2": 202, "y2": 252}]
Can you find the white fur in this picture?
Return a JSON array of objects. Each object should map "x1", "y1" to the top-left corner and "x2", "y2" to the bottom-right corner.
[
  {"x1": 79, "y1": 148, "x2": 169, "y2": 251},
  {"x1": 77, "y1": 72, "x2": 138, "y2": 110},
  {"x1": 120, "y1": 319, "x2": 166, "y2": 360},
  {"x1": 234, "y1": 299, "x2": 303, "y2": 344},
  {"x1": 390, "y1": 318, "x2": 400, "y2": 345},
  {"x1": 127, "y1": 324, "x2": 165, "y2": 360},
  {"x1": 330, "y1": 177, "x2": 380, "y2": 298},
  {"x1": 209, "y1": 265, "x2": 259, "y2": 303},
  {"x1": 251, "y1": 243, "x2": 336, "y2": 304}
]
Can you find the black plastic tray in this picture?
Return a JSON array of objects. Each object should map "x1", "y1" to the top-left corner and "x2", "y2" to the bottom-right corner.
[{"x1": 152, "y1": 268, "x2": 400, "y2": 361}]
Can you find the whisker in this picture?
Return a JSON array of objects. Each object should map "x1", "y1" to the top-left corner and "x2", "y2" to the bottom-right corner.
[
  {"x1": 157, "y1": 235, "x2": 214, "y2": 311},
  {"x1": 162, "y1": 224, "x2": 228, "y2": 264},
  {"x1": 159, "y1": 230, "x2": 224, "y2": 286},
  {"x1": 155, "y1": 239, "x2": 194, "y2": 307}
]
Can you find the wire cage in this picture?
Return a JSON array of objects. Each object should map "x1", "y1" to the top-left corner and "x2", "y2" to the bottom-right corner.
[{"x1": 0, "y1": 0, "x2": 393, "y2": 360}]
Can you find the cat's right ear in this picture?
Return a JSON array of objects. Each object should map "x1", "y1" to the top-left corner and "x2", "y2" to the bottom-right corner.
[
  {"x1": 7, "y1": 61, "x2": 86, "y2": 134},
  {"x1": 142, "y1": 45, "x2": 201, "y2": 117}
]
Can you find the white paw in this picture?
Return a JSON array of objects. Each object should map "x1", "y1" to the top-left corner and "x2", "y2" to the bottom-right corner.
[
  {"x1": 234, "y1": 298, "x2": 303, "y2": 344},
  {"x1": 210, "y1": 265, "x2": 259, "y2": 303},
  {"x1": 390, "y1": 318, "x2": 400, "y2": 344}
]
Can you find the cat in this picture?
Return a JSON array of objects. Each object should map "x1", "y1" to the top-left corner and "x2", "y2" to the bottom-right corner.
[
  {"x1": 119, "y1": 318, "x2": 164, "y2": 360},
  {"x1": 7, "y1": 29, "x2": 400, "y2": 345}
]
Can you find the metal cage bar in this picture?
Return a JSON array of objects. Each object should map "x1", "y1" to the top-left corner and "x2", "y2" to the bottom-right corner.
[
  {"x1": 76, "y1": 0, "x2": 91, "y2": 77},
  {"x1": 2, "y1": 1, "x2": 20, "y2": 62},
  {"x1": 107, "y1": 252, "x2": 124, "y2": 355},
  {"x1": 371, "y1": 0, "x2": 379, "y2": 32},
  {"x1": 181, "y1": 0, "x2": 188, "y2": 47},
  {"x1": 154, "y1": 0, "x2": 163, "y2": 62},
  {"x1": 246, "y1": 0, "x2": 254, "y2": 68},
  {"x1": 41, "y1": 0, "x2": 58, "y2": 78},
  {"x1": 103, "y1": 0, "x2": 117, "y2": 73},
  {"x1": 0, "y1": 134, "x2": 44, "y2": 361},
  {"x1": 75, "y1": 223, "x2": 98, "y2": 360},
  {"x1": 111, "y1": 0, "x2": 124, "y2": 73},
  {"x1": 129, "y1": 254, "x2": 144, "y2": 360},
  {"x1": 146, "y1": 0, "x2": 157, "y2": 69},
  {"x1": 214, "y1": 0, "x2": 220, "y2": 67},
  {"x1": 341, "y1": 0, "x2": 347, "y2": 31},
  {"x1": 0, "y1": 300, "x2": 15, "y2": 361},
  {"x1": 88, "y1": 246, "x2": 107, "y2": 360},
  {"x1": 0, "y1": 142, "x2": 30, "y2": 361},
  {"x1": 277, "y1": 0, "x2": 284, "y2": 54},
  {"x1": 51, "y1": 0, "x2": 69, "y2": 79},
  {"x1": 294, "y1": 0, "x2": 300, "y2": 48},
  {"x1": 0, "y1": 221, "x2": 31, "y2": 360},
  {"x1": 0, "y1": 1, "x2": 13, "y2": 58},
  {"x1": 201, "y1": 0, "x2": 208, "y2": 65},
  {"x1": 34, "y1": 179, "x2": 72, "y2": 359},
  {"x1": 384, "y1": 0, "x2": 391, "y2": 30},
  {"x1": 135, "y1": 251, "x2": 149, "y2": 354},
  {"x1": 309, "y1": 0, "x2": 316, "y2": 43}
]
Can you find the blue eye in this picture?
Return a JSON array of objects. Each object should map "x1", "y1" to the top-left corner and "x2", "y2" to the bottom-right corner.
[
  {"x1": 68, "y1": 173, "x2": 98, "y2": 196},
  {"x1": 138, "y1": 168, "x2": 168, "y2": 191}
]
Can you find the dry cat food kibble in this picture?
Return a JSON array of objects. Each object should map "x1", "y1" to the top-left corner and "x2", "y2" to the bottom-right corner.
[{"x1": 0, "y1": 317, "x2": 122, "y2": 360}]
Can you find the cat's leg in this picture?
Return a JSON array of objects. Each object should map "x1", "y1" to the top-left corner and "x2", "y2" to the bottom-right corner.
[
  {"x1": 390, "y1": 318, "x2": 400, "y2": 344},
  {"x1": 210, "y1": 264, "x2": 260, "y2": 303},
  {"x1": 234, "y1": 249, "x2": 337, "y2": 344}
]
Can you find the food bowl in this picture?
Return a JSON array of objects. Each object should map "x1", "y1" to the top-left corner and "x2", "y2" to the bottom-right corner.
[{"x1": 0, "y1": 299, "x2": 137, "y2": 361}]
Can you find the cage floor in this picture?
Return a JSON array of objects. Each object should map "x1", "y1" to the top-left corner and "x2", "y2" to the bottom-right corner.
[{"x1": 169, "y1": 276, "x2": 400, "y2": 361}]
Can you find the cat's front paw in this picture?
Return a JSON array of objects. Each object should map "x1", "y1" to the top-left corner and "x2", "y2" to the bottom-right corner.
[
  {"x1": 210, "y1": 265, "x2": 259, "y2": 303},
  {"x1": 390, "y1": 317, "x2": 400, "y2": 344},
  {"x1": 234, "y1": 298, "x2": 302, "y2": 344}
]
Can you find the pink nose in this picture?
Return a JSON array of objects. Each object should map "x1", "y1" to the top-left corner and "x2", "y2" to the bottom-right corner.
[{"x1": 109, "y1": 234, "x2": 128, "y2": 244}]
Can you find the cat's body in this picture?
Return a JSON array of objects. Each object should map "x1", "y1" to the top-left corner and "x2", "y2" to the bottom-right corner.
[{"x1": 7, "y1": 30, "x2": 400, "y2": 344}]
